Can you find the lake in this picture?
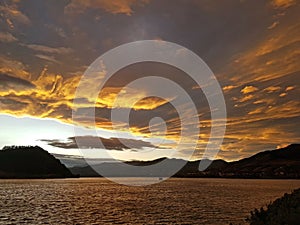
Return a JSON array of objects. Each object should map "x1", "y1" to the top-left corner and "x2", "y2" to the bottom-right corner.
[{"x1": 0, "y1": 178, "x2": 299, "y2": 224}]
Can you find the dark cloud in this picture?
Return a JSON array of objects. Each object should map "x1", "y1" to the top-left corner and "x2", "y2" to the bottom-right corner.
[
  {"x1": 0, "y1": 73, "x2": 35, "y2": 92},
  {"x1": 41, "y1": 136, "x2": 159, "y2": 150},
  {"x1": 0, "y1": 97, "x2": 28, "y2": 111}
]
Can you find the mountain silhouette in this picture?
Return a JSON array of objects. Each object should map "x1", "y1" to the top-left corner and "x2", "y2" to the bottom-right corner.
[
  {"x1": 68, "y1": 144, "x2": 300, "y2": 178},
  {"x1": 219, "y1": 144, "x2": 300, "y2": 178},
  {"x1": 0, "y1": 146, "x2": 75, "y2": 178}
]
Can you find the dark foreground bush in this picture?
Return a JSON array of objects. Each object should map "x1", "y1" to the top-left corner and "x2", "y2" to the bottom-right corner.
[{"x1": 246, "y1": 188, "x2": 300, "y2": 225}]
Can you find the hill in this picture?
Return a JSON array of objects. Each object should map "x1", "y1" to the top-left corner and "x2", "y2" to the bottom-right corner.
[
  {"x1": 0, "y1": 146, "x2": 75, "y2": 178},
  {"x1": 220, "y1": 144, "x2": 300, "y2": 178},
  {"x1": 68, "y1": 144, "x2": 300, "y2": 178}
]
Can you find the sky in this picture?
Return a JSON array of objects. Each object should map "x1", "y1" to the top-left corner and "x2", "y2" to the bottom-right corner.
[{"x1": 0, "y1": 0, "x2": 299, "y2": 161}]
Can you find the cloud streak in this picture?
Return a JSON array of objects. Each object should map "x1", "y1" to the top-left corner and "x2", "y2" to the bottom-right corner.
[
  {"x1": 65, "y1": 0, "x2": 150, "y2": 16},
  {"x1": 41, "y1": 135, "x2": 159, "y2": 151},
  {"x1": 0, "y1": 32, "x2": 17, "y2": 42}
]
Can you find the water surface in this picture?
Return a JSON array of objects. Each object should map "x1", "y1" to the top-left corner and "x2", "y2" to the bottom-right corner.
[{"x1": 0, "y1": 178, "x2": 299, "y2": 224}]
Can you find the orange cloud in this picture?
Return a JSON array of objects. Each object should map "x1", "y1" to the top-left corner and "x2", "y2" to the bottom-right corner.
[
  {"x1": 25, "y1": 44, "x2": 73, "y2": 55},
  {"x1": 0, "y1": 56, "x2": 31, "y2": 80},
  {"x1": 271, "y1": 0, "x2": 296, "y2": 9},
  {"x1": 0, "y1": 65, "x2": 81, "y2": 120},
  {"x1": 222, "y1": 85, "x2": 237, "y2": 92},
  {"x1": 241, "y1": 86, "x2": 258, "y2": 94},
  {"x1": 276, "y1": 143, "x2": 290, "y2": 149},
  {"x1": 285, "y1": 86, "x2": 295, "y2": 91},
  {"x1": 264, "y1": 86, "x2": 281, "y2": 93},
  {"x1": 226, "y1": 14, "x2": 300, "y2": 86},
  {"x1": 65, "y1": 0, "x2": 150, "y2": 16},
  {"x1": 248, "y1": 108, "x2": 264, "y2": 115},
  {"x1": 228, "y1": 100, "x2": 300, "y2": 126},
  {"x1": 133, "y1": 97, "x2": 170, "y2": 110},
  {"x1": 96, "y1": 86, "x2": 171, "y2": 110}
]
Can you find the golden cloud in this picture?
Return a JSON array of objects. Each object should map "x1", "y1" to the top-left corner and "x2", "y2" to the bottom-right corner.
[
  {"x1": 227, "y1": 17, "x2": 300, "y2": 86},
  {"x1": 0, "y1": 62, "x2": 176, "y2": 141},
  {"x1": 228, "y1": 100, "x2": 300, "y2": 126},
  {"x1": 92, "y1": 86, "x2": 170, "y2": 110},
  {"x1": 285, "y1": 86, "x2": 295, "y2": 91},
  {"x1": 25, "y1": 44, "x2": 73, "y2": 55},
  {"x1": 264, "y1": 86, "x2": 281, "y2": 93},
  {"x1": 271, "y1": 0, "x2": 296, "y2": 9},
  {"x1": 222, "y1": 85, "x2": 237, "y2": 92},
  {"x1": 279, "y1": 92, "x2": 287, "y2": 97},
  {"x1": 241, "y1": 86, "x2": 258, "y2": 94},
  {"x1": 236, "y1": 94, "x2": 255, "y2": 103},
  {"x1": 65, "y1": 0, "x2": 150, "y2": 16},
  {"x1": 0, "y1": 56, "x2": 31, "y2": 80}
]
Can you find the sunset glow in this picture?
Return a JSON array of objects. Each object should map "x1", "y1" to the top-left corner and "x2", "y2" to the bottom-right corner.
[{"x1": 0, "y1": 0, "x2": 299, "y2": 161}]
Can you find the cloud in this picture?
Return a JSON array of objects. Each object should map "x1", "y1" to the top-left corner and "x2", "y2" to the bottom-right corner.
[
  {"x1": 285, "y1": 86, "x2": 295, "y2": 91},
  {"x1": 222, "y1": 85, "x2": 237, "y2": 92},
  {"x1": 96, "y1": 86, "x2": 170, "y2": 110},
  {"x1": 0, "y1": 97, "x2": 28, "y2": 112},
  {"x1": 279, "y1": 92, "x2": 287, "y2": 97},
  {"x1": 271, "y1": 0, "x2": 296, "y2": 9},
  {"x1": 0, "y1": 0, "x2": 299, "y2": 162},
  {"x1": 25, "y1": 44, "x2": 72, "y2": 54},
  {"x1": 0, "y1": 66, "x2": 80, "y2": 118},
  {"x1": 41, "y1": 135, "x2": 158, "y2": 150},
  {"x1": 215, "y1": 2, "x2": 300, "y2": 160},
  {"x1": 0, "y1": 2, "x2": 30, "y2": 29},
  {"x1": 65, "y1": 0, "x2": 150, "y2": 16},
  {"x1": 0, "y1": 32, "x2": 17, "y2": 42},
  {"x1": 35, "y1": 54, "x2": 59, "y2": 64},
  {"x1": 276, "y1": 143, "x2": 290, "y2": 149},
  {"x1": 132, "y1": 97, "x2": 170, "y2": 110},
  {"x1": 216, "y1": 116, "x2": 300, "y2": 160},
  {"x1": 0, "y1": 73, "x2": 35, "y2": 93},
  {"x1": 264, "y1": 86, "x2": 282, "y2": 93},
  {"x1": 224, "y1": 10, "x2": 300, "y2": 86},
  {"x1": 241, "y1": 86, "x2": 259, "y2": 94},
  {"x1": 0, "y1": 56, "x2": 31, "y2": 80},
  {"x1": 238, "y1": 94, "x2": 255, "y2": 103},
  {"x1": 268, "y1": 21, "x2": 280, "y2": 29}
]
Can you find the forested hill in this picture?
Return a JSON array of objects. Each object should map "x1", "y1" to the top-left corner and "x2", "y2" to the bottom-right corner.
[{"x1": 0, "y1": 146, "x2": 75, "y2": 178}]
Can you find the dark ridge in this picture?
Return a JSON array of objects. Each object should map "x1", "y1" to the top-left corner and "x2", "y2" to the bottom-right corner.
[
  {"x1": 68, "y1": 144, "x2": 300, "y2": 178},
  {"x1": 220, "y1": 144, "x2": 300, "y2": 178},
  {"x1": 0, "y1": 146, "x2": 75, "y2": 179}
]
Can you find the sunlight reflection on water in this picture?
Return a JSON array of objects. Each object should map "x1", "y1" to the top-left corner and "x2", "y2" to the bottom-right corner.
[{"x1": 0, "y1": 178, "x2": 299, "y2": 225}]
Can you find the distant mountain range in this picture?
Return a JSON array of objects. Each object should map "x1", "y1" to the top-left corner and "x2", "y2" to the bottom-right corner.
[
  {"x1": 0, "y1": 146, "x2": 75, "y2": 178},
  {"x1": 67, "y1": 144, "x2": 300, "y2": 178},
  {"x1": 52, "y1": 153, "x2": 116, "y2": 168},
  {"x1": 0, "y1": 144, "x2": 299, "y2": 179}
]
